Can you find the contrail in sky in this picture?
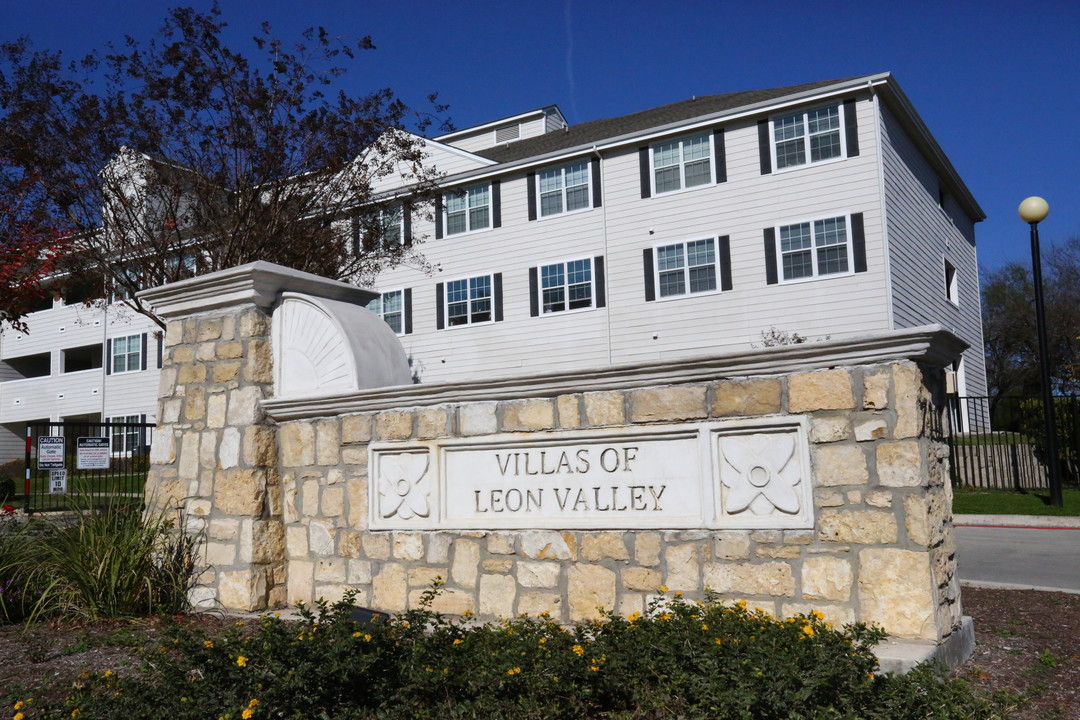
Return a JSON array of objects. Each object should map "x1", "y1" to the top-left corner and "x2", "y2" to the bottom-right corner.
[{"x1": 564, "y1": 0, "x2": 579, "y2": 121}]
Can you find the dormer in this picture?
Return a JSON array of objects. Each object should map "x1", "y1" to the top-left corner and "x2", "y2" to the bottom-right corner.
[{"x1": 435, "y1": 106, "x2": 567, "y2": 154}]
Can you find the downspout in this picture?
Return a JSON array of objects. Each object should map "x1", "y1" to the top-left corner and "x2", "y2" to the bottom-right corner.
[{"x1": 593, "y1": 144, "x2": 613, "y2": 367}]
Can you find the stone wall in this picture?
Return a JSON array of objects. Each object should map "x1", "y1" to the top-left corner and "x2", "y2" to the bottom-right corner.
[{"x1": 140, "y1": 263, "x2": 967, "y2": 656}]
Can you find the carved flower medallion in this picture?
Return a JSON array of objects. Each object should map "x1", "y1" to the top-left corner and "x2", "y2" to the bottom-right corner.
[
  {"x1": 719, "y1": 432, "x2": 802, "y2": 516},
  {"x1": 377, "y1": 452, "x2": 431, "y2": 520}
]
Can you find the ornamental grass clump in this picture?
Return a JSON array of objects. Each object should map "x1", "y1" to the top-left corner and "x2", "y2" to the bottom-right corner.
[{"x1": 21, "y1": 583, "x2": 1015, "y2": 720}]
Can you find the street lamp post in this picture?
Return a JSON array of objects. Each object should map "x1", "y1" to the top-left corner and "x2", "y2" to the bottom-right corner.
[{"x1": 1018, "y1": 196, "x2": 1063, "y2": 508}]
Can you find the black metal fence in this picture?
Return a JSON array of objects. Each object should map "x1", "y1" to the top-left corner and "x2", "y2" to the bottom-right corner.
[
  {"x1": 22, "y1": 420, "x2": 154, "y2": 513},
  {"x1": 948, "y1": 395, "x2": 1080, "y2": 490}
]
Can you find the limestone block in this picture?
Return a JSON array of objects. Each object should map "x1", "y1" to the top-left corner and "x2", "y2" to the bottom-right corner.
[
  {"x1": 665, "y1": 543, "x2": 700, "y2": 592},
  {"x1": 408, "y1": 566, "x2": 445, "y2": 588},
  {"x1": 517, "y1": 591, "x2": 560, "y2": 617},
  {"x1": 178, "y1": 364, "x2": 207, "y2": 385},
  {"x1": 205, "y1": 541, "x2": 237, "y2": 567},
  {"x1": 285, "y1": 560, "x2": 314, "y2": 605},
  {"x1": 362, "y1": 533, "x2": 391, "y2": 560},
  {"x1": 622, "y1": 567, "x2": 662, "y2": 592},
  {"x1": 703, "y1": 562, "x2": 795, "y2": 597},
  {"x1": 417, "y1": 587, "x2": 475, "y2": 615},
  {"x1": 227, "y1": 386, "x2": 264, "y2": 427},
  {"x1": 280, "y1": 423, "x2": 316, "y2": 467},
  {"x1": 892, "y1": 363, "x2": 926, "y2": 439},
  {"x1": 460, "y1": 402, "x2": 499, "y2": 436},
  {"x1": 518, "y1": 561, "x2": 560, "y2": 588},
  {"x1": 198, "y1": 431, "x2": 217, "y2": 470},
  {"x1": 376, "y1": 411, "x2": 413, "y2": 440},
  {"x1": 372, "y1": 563, "x2": 407, "y2": 612},
  {"x1": 243, "y1": 426, "x2": 276, "y2": 468},
  {"x1": 286, "y1": 525, "x2": 309, "y2": 558},
  {"x1": 556, "y1": 394, "x2": 581, "y2": 428},
  {"x1": 580, "y1": 532, "x2": 630, "y2": 562},
  {"x1": 348, "y1": 559, "x2": 372, "y2": 585},
  {"x1": 301, "y1": 479, "x2": 320, "y2": 518},
  {"x1": 812, "y1": 444, "x2": 868, "y2": 486},
  {"x1": 876, "y1": 441, "x2": 924, "y2": 487},
  {"x1": 501, "y1": 399, "x2": 555, "y2": 431},
  {"x1": 865, "y1": 491, "x2": 893, "y2": 508},
  {"x1": 814, "y1": 489, "x2": 845, "y2": 507},
  {"x1": 218, "y1": 569, "x2": 267, "y2": 612},
  {"x1": 342, "y1": 447, "x2": 367, "y2": 465},
  {"x1": 713, "y1": 531, "x2": 751, "y2": 560},
  {"x1": 584, "y1": 391, "x2": 625, "y2": 426},
  {"x1": 197, "y1": 342, "x2": 217, "y2": 362},
  {"x1": 309, "y1": 520, "x2": 335, "y2": 555},
  {"x1": 205, "y1": 394, "x2": 227, "y2": 430},
  {"x1": 217, "y1": 427, "x2": 240, "y2": 469},
  {"x1": 249, "y1": 520, "x2": 284, "y2": 564},
  {"x1": 184, "y1": 387, "x2": 207, "y2": 423},
  {"x1": 338, "y1": 531, "x2": 361, "y2": 558},
  {"x1": 196, "y1": 318, "x2": 222, "y2": 342},
  {"x1": 567, "y1": 564, "x2": 616, "y2": 620},
  {"x1": 858, "y1": 549, "x2": 937, "y2": 640},
  {"x1": 629, "y1": 386, "x2": 707, "y2": 423},
  {"x1": 452, "y1": 539, "x2": 480, "y2": 587},
  {"x1": 854, "y1": 418, "x2": 888, "y2": 442},
  {"x1": 314, "y1": 420, "x2": 341, "y2": 466},
  {"x1": 150, "y1": 432, "x2": 176, "y2": 465},
  {"x1": 618, "y1": 593, "x2": 645, "y2": 618},
  {"x1": 846, "y1": 490, "x2": 862, "y2": 504},
  {"x1": 322, "y1": 487, "x2": 345, "y2": 518},
  {"x1": 756, "y1": 545, "x2": 800, "y2": 559},
  {"x1": 165, "y1": 319, "x2": 184, "y2": 347},
  {"x1": 809, "y1": 416, "x2": 850, "y2": 443},
  {"x1": 239, "y1": 309, "x2": 268, "y2": 338},
  {"x1": 711, "y1": 378, "x2": 782, "y2": 417},
  {"x1": 162, "y1": 398, "x2": 183, "y2": 424},
  {"x1": 784, "y1": 530, "x2": 815, "y2": 545},
  {"x1": 818, "y1": 510, "x2": 897, "y2": 544},
  {"x1": 634, "y1": 533, "x2": 661, "y2": 566},
  {"x1": 208, "y1": 517, "x2": 240, "y2": 541},
  {"x1": 480, "y1": 574, "x2": 517, "y2": 617},
  {"x1": 313, "y1": 558, "x2": 345, "y2": 584},
  {"x1": 484, "y1": 532, "x2": 513, "y2": 554},
  {"x1": 342, "y1": 415, "x2": 373, "y2": 444},
  {"x1": 482, "y1": 559, "x2": 513, "y2": 573},
  {"x1": 789, "y1": 369, "x2": 855, "y2": 413},
  {"x1": 781, "y1": 602, "x2": 855, "y2": 627},
  {"x1": 750, "y1": 530, "x2": 782, "y2": 543},
  {"x1": 171, "y1": 345, "x2": 195, "y2": 364},
  {"x1": 393, "y1": 533, "x2": 424, "y2": 561},
  {"x1": 427, "y1": 533, "x2": 452, "y2": 563},
  {"x1": 212, "y1": 361, "x2": 241, "y2": 384},
  {"x1": 801, "y1": 556, "x2": 853, "y2": 601},
  {"x1": 244, "y1": 339, "x2": 273, "y2": 384},
  {"x1": 190, "y1": 586, "x2": 218, "y2": 610},
  {"x1": 347, "y1": 478, "x2": 366, "y2": 529},
  {"x1": 214, "y1": 469, "x2": 266, "y2": 516},
  {"x1": 521, "y1": 531, "x2": 573, "y2": 559},
  {"x1": 863, "y1": 370, "x2": 890, "y2": 410},
  {"x1": 417, "y1": 407, "x2": 450, "y2": 438}
]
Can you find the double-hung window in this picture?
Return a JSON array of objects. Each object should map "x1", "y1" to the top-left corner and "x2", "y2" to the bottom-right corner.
[
  {"x1": 375, "y1": 205, "x2": 404, "y2": 247},
  {"x1": 367, "y1": 289, "x2": 406, "y2": 334},
  {"x1": 652, "y1": 133, "x2": 712, "y2": 194},
  {"x1": 108, "y1": 414, "x2": 142, "y2": 455},
  {"x1": 778, "y1": 216, "x2": 851, "y2": 281},
  {"x1": 445, "y1": 183, "x2": 491, "y2": 235},
  {"x1": 110, "y1": 334, "x2": 142, "y2": 374},
  {"x1": 772, "y1": 105, "x2": 843, "y2": 170},
  {"x1": 538, "y1": 162, "x2": 590, "y2": 217},
  {"x1": 446, "y1": 275, "x2": 493, "y2": 326},
  {"x1": 656, "y1": 239, "x2": 719, "y2": 297},
  {"x1": 539, "y1": 258, "x2": 593, "y2": 313}
]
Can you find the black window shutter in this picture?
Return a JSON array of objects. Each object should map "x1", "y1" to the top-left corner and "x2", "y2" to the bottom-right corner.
[
  {"x1": 764, "y1": 228, "x2": 778, "y2": 285},
  {"x1": 140, "y1": 333, "x2": 148, "y2": 371},
  {"x1": 493, "y1": 273, "x2": 503, "y2": 321},
  {"x1": 363, "y1": 216, "x2": 378, "y2": 252},
  {"x1": 851, "y1": 212, "x2": 867, "y2": 273},
  {"x1": 718, "y1": 236, "x2": 732, "y2": 291},
  {"x1": 594, "y1": 256, "x2": 606, "y2": 308},
  {"x1": 527, "y1": 172, "x2": 537, "y2": 221},
  {"x1": 435, "y1": 196, "x2": 443, "y2": 239},
  {"x1": 436, "y1": 282, "x2": 445, "y2": 329},
  {"x1": 403, "y1": 203, "x2": 413, "y2": 246},
  {"x1": 403, "y1": 288, "x2": 413, "y2": 334},
  {"x1": 105, "y1": 338, "x2": 112, "y2": 375},
  {"x1": 528, "y1": 267, "x2": 539, "y2": 317},
  {"x1": 642, "y1": 249, "x2": 656, "y2": 301},
  {"x1": 156, "y1": 335, "x2": 163, "y2": 369},
  {"x1": 491, "y1": 180, "x2": 501, "y2": 228},
  {"x1": 713, "y1": 128, "x2": 727, "y2": 183},
  {"x1": 843, "y1": 99, "x2": 860, "y2": 157},
  {"x1": 638, "y1": 147, "x2": 651, "y2": 198},
  {"x1": 139, "y1": 414, "x2": 147, "y2": 451},
  {"x1": 351, "y1": 216, "x2": 361, "y2": 255},
  {"x1": 591, "y1": 157, "x2": 602, "y2": 208},
  {"x1": 758, "y1": 120, "x2": 772, "y2": 175}
]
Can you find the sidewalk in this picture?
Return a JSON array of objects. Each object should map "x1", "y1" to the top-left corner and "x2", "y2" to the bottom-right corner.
[{"x1": 954, "y1": 514, "x2": 1080, "y2": 529}]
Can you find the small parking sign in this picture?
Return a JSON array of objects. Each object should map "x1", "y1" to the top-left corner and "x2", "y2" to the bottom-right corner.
[{"x1": 49, "y1": 469, "x2": 68, "y2": 494}]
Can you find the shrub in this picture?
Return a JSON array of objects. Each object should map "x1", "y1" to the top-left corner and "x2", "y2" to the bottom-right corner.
[{"x1": 22, "y1": 586, "x2": 1015, "y2": 720}]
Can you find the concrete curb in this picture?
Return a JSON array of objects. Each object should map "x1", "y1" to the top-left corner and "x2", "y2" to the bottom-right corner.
[
  {"x1": 960, "y1": 579, "x2": 1080, "y2": 596},
  {"x1": 953, "y1": 514, "x2": 1080, "y2": 529}
]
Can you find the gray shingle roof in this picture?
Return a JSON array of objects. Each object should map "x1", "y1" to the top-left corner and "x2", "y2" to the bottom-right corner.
[{"x1": 470, "y1": 77, "x2": 864, "y2": 164}]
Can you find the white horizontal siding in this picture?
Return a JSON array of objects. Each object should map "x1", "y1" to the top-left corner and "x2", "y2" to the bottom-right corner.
[
  {"x1": 878, "y1": 99, "x2": 986, "y2": 397},
  {"x1": 0, "y1": 423, "x2": 22, "y2": 463},
  {"x1": 441, "y1": 116, "x2": 548, "y2": 154}
]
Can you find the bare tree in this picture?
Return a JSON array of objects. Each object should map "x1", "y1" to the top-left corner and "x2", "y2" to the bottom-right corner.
[{"x1": 0, "y1": 5, "x2": 447, "y2": 328}]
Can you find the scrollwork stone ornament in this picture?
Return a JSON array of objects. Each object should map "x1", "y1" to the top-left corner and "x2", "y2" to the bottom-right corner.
[
  {"x1": 377, "y1": 451, "x2": 431, "y2": 520},
  {"x1": 719, "y1": 432, "x2": 803, "y2": 518}
]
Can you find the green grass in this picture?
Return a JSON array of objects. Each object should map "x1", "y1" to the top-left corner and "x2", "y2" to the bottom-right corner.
[
  {"x1": 952, "y1": 487, "x2": 1080, "y2": 516},
  {"x1": 951, "y1": 432, "x2": 1033, "y2": 446}
]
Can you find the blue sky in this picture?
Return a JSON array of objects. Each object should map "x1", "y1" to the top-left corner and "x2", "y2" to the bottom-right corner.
[{"x1": 3, "y1": 0, "x2": 1079, "y2": 271}]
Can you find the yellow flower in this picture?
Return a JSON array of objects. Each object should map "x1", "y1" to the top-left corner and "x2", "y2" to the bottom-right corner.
[
  {"x1": 628, "y1": 612, "x2": 641, "y2": 622},
  {"x1": 801, "y1": 624, "x2": 815, "y2": 637},
  {"x1": 353, "y1": 632, "x2": 362, "y2": 638},
  {"x1": 235, "y1": 621, "x2": 246, "y2": 626},
  {"x1": 715, "y1": 638, "x2": 722, "y2": 645},
  {"x1": 363, "y1": 634, "x2": 372, "y2": 642},
  {"x1": 659, "y1": 613, "x2": 673, "y2": 622},
  {"x1": 103, "y1": 670, "x2": 113, "y2": 677},
  {"x1": 674, "y1": 591, "x2": 683, "y2": 598},
  {"x1": 701, "y1": 624, "x2": 708, "y2": 631},
  {"x1": 242, "y1": 709, "x2": 255, "y2": 720},
  {"x1": 867, "y1": 672, "x2": 875, "y2": 680},
  {"x1": 659, "y1": 585, "x2": 669, "y2": 593},
  {"x1": 811, "y1": 610, "x2": 824, "y2": 620},
  {"x1": 453, "y1": 638, "x2": 463, "y2": 645},
  {"x1": 589, "y1": 665, "x2": 599, "y2": 672},
  {"x1": 507, "y1": 667, "x2": 522, "y2": 675},
  {"x1": 15, "y1": 700, "x2": 24, "y2": 709},
  {"x1": 248, "y1": 700, "x2": 259, "y2": 707},
  {"x1": 463, "y1": 610, "x2": 474, "y2": 616},
  {"x1": 14, "y1": 713, "x2": 24, "y2": 720},
  {"x1": 736, "y1": 600, "x2": 747, "y2": 610},
  {"x1": 572, "y1": 644, "x2": 584, "y2": 656},
  {"x1": 204, "y1": 640, "x2": 215, "y2": 648},
  {"x1": 71, "y1": 710, "x2": 80, "y2": 718},
  {"x1": 237, "y1": 656, "x2": 248, "y2": 667}
]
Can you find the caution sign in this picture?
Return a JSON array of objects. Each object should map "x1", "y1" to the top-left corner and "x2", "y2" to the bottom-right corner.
[
  {"x1": 37, "y1": 436, "x2": 65, "y2": 469},
  {"x1": 49, "y1": 469, "x2": 68, "y2": 494},
  {"x1": 77, "y1": 437, "x2": 111, "y2": 470}
]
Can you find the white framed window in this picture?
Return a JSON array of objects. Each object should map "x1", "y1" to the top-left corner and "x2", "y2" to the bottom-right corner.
[
  {"x1": 445, "y1": 183, "x2": 491, "y2": 235},
  {"x1": 776, "y1": 215, "x2": 852, "y2": 282},
  {"x1": 446, "y1": 275, "x2": 493, "y2": 326},
  {"x1": 944, "y1": 259, "x2": 959, "y2": 305},
  {"x1": 539, "y1": 258, "x2": 593, "y2": 313},
  {"x1": 655, "y1": 238, "x2": 719, "y2": 298},
  {"x1": 772, "y1": 105, "x2": 844, "y2": 170},
  {"x1": 367, "y1": 289, "x2": 406, "y2": 335},
  {"x1": 374, "y1": 205, "x2": 404, "y2": 248},
  {"x1": 108, "y1": 414, "x2": 142, "y2": 455},
  {"x1": 110, "y1": 334, "x2": 142, "y2": 374},
  {"x1": 538, "y1": 162, "x2": 590, "y2": 217},
  {"x1": 652, "y1": 132, "x2": 712, "y2": 194}
]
